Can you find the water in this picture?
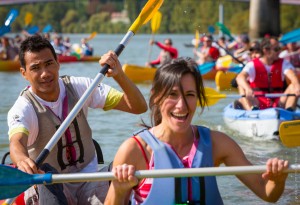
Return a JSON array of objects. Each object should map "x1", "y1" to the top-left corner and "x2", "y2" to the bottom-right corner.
[{"x1": 0, "y1": 34, "x2": 299, "y2": 204}]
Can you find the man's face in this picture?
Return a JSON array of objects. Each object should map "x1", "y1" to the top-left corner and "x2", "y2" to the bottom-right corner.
[{"x1": 20, "y1": 48, "x2": 60, "y2": 101}]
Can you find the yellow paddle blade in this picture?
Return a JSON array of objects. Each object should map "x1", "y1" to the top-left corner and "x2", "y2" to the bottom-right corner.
[
  {"x1": 279, "y1": 120, "x2": 300, "y2": 147},
  {"x1": 25, "y1": 12, "x2": 33, "y2": 26},
  {"x1": 204, "y1": 87, "x2": 227, "y2": 106},
  {"x1": 129, "y1": 0, "x2": 164, "y2": 33},
  {"x1": 194, "y1": 29, "x2": 200, "y2": 48},
  {"x1": 151, "y1": 11, "x2": 162, "y2": 33},
  {"x1": 87, "y1": 31, "x2": 97, "y2": 41}
]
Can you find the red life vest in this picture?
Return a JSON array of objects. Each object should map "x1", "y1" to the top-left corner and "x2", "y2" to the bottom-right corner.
[
  {"x1": 250, "y1": 58, "x2": 284, "y2": 109},
  {"x1": 250, "y1": 58, "x2": 284, "y2": 92},
  {"x1": 209, "y1": 46, "x2": 220, "y2": 61}
]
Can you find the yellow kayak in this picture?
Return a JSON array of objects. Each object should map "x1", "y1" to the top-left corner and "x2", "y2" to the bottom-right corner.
[
  {"x1": 215, "y1": 70, "x2": 237, "y2": 91},
  {"x1": 0, "y1": 60, "x2": 20, "y2": 72},
  {"x1": 122, "y1": 64, "x2": 156, "y2": 83},
  {"x1": 123, "y1": 63, "x2": 219, "y2": 83}
]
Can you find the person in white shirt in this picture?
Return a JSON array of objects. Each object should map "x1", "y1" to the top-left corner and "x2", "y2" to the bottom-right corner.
[
  {"x1": 236, "y1": 37, "x2": 300, "y2": 111},
  {"x1": 7, "y1": 34, "x2": 147, "y2": 204}
]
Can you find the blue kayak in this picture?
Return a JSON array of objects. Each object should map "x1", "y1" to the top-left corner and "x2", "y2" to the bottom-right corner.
[{"x1": 223, "y1": 103, "x2": 300, "y2": 139}]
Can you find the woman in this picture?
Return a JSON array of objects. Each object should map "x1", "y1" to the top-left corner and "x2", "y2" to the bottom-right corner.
[{"x1": 105, "y1": 58, "x2": 289, "y2": 205}]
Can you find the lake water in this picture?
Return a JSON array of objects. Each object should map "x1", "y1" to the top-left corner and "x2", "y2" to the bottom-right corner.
[{"x1": 0, "y1": 34, "x2": 299, "y2": 204}]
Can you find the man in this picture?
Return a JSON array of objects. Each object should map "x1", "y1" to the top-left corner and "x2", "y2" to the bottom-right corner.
[
  {"x1": 146, "y1": 38, "x2": 178, "y2": 67},
  {"x1": 236, "y1": 37, "x2": 300, "y2": 111},
  {"x1": 7, "y1": 35, "x2": 147, "y2": 204},
  {"x1": 194, "y1": 34, "x2": 219, "y2": 65}
]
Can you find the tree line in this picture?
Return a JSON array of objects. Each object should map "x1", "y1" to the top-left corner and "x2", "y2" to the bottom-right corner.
[{"x1": 0, "y1": 0, "x2": 299, "y2": 35}]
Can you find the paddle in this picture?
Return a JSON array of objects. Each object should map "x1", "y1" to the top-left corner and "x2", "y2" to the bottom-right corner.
[
  {"x1": 147, "y1": 10, "x2": 162, "y2": 62},
  {"x1": 193, "y1": 29, "x2": 200, "y2": 60},
  {"x1": 24, "y1": 12, "x2": 33, "y2": 27},
  {"x1": 0, "y1": 9, "x2": 19, "y2": 37},
  {"x1": 4, "y1": 9, "x2": 19, "y2": 27},
  {"x1": 215, "y1": 22, "x2": 234, "y2": 41},
  {"x1": 279, "y1": 28, "x2": 300, "y2": 44},
  {"x1": 86, "y1": 31, "x2": 97, "y2": 42},
  {"x1": 208, "y1": 25, "x2": 215, "y2": 34},
  {"x1": 279, "y1": 120, "x2": 300, "y2": 148},
  {"x1": 42, "y1": 24, "x2": 52, "y2": 33},
  {"x1": 37, "y1": 0, "x2": 163, "y2": 167},
  {"x1": 204, "y1": 87, "x2": 296, "y2": 106},
  {"x1": 2, "y1": 0, "x2": 163, "y2": 204},
  {"x1": 0, "y1": 163, "x2": 299, "y2": 200},
  {"x1": 26, "y1": 25, "x2": 39, "y2": 35},
  {"x1": 215, "y1": 42, "x2": 245, "y2": 67}
]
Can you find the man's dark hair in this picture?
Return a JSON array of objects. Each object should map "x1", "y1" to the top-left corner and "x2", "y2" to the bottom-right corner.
[{"x1": 19, "y1": 34, "x2": 57, "y2": 69}]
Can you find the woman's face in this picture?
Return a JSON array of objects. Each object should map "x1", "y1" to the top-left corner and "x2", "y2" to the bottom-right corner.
[{"x1": 159, "y1": 73, "x2": 198, "y2": 134}]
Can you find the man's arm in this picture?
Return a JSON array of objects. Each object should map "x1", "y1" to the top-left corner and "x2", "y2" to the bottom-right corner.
[
  {"x1": 285, "y1": 69, "x2": 300, "y2": 96},
  {"x1": 100, "y1": 51, "x2": 147, "y2": 114},
  {"x1": 10, "y1": 132, "x2": 39, "y2": 174}
]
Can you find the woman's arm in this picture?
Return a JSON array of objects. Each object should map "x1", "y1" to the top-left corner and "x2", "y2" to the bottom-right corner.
[
  {"x1": 212, "y1": 131, "x2": 288, "y2": 202},
  {"x1": 105, "y1": 136, "x2": 149, "y2": 205}
]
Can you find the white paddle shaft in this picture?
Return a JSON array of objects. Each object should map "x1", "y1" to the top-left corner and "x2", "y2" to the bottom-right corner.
[{"x1": 52, "y1": 164, "x2": 300, "y2": 184}]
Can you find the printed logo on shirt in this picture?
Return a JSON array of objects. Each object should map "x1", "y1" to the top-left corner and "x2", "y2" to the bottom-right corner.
[
  {"x1": 12, "y1": 114, "x2": 21, "y2": 122},
  {"x1": 98, "y1": 83, "x2": 105, "y2": 95}
]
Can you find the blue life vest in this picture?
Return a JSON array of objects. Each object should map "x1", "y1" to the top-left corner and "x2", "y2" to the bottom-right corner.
[{"x1": 131, "y1": 126, "x2": 223, "y2": 205}]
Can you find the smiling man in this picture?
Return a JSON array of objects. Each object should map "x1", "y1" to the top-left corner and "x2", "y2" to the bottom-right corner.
[{"x1": 7, "y1": 34, "x2": 147, "y2": 204}]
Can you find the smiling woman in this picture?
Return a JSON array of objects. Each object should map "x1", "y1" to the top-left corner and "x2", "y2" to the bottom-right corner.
[{"x1": 104, "y1": 57, "x2": 290, "y2": 205}]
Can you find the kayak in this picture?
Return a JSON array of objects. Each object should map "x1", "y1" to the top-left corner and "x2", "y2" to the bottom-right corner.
[
  {"x1": 223, "y1": 103, "x2": 300, "y2": 139},
  {"x1": 0, "y1": 60, "x2": 20, "y2": 72},
  {"x1": 215, "y1": 71, "x2": 238, "y2": 91},
  {"x1": 122, "y1": 64, "x2": 156, "y2": 83},
  {"x1": 123, "y1": 63, "x2": 219, "y2": 83},
  {"x1": 0, "y1": 56, "x2": 101, "y2": 72}
]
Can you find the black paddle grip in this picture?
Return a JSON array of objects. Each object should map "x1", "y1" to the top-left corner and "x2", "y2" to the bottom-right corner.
[
  {"x1": 35, "y1": 149, "x2": 50, "y2": 168},
  {"x1": 99, "y1": 44, "x2": 125, "y2": 75}
]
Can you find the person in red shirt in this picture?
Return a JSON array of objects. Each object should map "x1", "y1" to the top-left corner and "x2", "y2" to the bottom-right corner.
[
  {"x1": 194, "y1": 34, "x2": 220, "y2": 65},
  {"x1": 146, "y1": 38, "x2": 178, "y2": 68}
]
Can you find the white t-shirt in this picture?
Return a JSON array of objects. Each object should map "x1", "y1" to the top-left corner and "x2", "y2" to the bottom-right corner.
[
  {"x1": 7, "y1": 76, "x2": 122, "y2": 172},
  {"x1": 242, "y1": 58, "x2": 295, "y2": 82}
]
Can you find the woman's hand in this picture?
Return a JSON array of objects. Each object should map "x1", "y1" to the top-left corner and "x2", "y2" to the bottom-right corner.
[
  {"x1": 262, "y1": 158, "x2": 289, "y2": 183},
  {"x1": 111, "y1": 164, "x2": 139, "y2": 193}
]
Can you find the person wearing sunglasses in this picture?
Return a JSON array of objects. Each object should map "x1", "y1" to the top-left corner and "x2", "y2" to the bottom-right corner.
[{"x1": 235, "y1": 37, "x2": 300, "y2": 111}]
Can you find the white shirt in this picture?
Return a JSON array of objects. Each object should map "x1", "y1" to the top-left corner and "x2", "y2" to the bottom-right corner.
[
  {"x1": 243, "y1": 58, "x2": 295, "y2": 82},
  {"x1": 7, "y1": 76, "x2": 114, "y2": 172}
]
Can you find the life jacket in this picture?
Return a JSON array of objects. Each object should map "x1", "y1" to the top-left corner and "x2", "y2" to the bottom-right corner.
[
  {"x1": 209, "y1": 46, "x2": 220, "y2": 61},
  {"x1": 159, "y1": 50, "x2": 172, "y2": 65},
  {"x1": 22, "y1": 75, "x2": 95, "y2": 173},
  {"x1": 131, "y1": 126, "x2": 223, "y2": 205},
  {"x1": 250, "y1": 58, "x2": 284, "y2": 93}
]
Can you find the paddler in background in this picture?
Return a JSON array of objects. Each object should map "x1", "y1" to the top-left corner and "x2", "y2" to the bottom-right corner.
[
  {"x1": 193, "y1": 34, "x2": 220, "y2": 65},
  {"x1": 235, "y1": 37, "x2": 300, "y2": 111},
  {"x1": 105, "y1": 58, "x2": 289, "y2": 205},
  {"x1": 146, "y1": 38, "x2": 178, "y2": 68}
]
